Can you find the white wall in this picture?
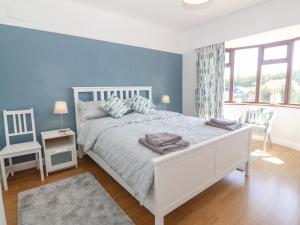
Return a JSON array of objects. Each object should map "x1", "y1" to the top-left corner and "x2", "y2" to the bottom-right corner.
[
  {"x1": 182, "y1": 0, "x2": 300, "y2": 150},
  {"x1": 182, "y1": 51, "x2": 197, "y2": 116},
  {"x1": 224, "y1": 105, "x2": 300, "y2": 151},
  {"x1": 0, "y1": 0, "x2": 182, "y2": 53},
  {"x1": 182, "y1": 0, "x2": 300, "y2": 51}
]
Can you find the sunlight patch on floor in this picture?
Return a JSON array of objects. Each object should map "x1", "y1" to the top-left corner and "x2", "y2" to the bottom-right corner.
[
  {"x1": 251, "y1": 149, "x2": 271, "y2": 157},
  {"x1": 262, "y1": 157, "x2": 285, "y2": 165},
  {"x1": 251, "y1": 149, "x2": 285, "y2": 165}
]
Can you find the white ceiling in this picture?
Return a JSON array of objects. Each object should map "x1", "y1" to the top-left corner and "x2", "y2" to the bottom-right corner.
[{"x1": 71, "y1": 0, "x2": 273, "y2": 31}]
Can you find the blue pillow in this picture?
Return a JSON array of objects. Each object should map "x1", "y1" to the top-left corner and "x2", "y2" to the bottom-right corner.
[
  {"x1": 129, "y1": 95, "x2": 151, "y2": 114},
  {"x1": 103, "y1": 95, "x2": 130, "y2": 119}
]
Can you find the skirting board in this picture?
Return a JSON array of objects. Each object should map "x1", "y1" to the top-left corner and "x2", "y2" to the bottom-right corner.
[{"x1": 252, "y1": 135, "x2": 300, "y2": 151}]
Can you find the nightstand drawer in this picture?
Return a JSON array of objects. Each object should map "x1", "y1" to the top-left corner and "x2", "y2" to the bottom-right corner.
[
  {"x1": 47, "y1": 145, "x2": 75, "y2": 154},
  {"x1": 50, "y1": 150, "x2": 73, "y2": 166},
  {"x1": 45, "y1": 147, "x2": 77, "y2": 173},
  {"x1": 41, "y1": 129, "x2": 78, "y2": 176}
]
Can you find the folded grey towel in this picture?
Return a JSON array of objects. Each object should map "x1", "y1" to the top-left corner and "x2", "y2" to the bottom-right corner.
[
  {"x1": 210, "y1": 118, "x2": 237, "y2": 126},
  {"x1": 205, "y1": 121, "x2": 243, "y2": 131},
  {"x1": 139, "y1": 138, "x2": 190, "y2": 155},
  {"x1": 145, "y1": 132, "x2": 182, "y2": 147}
]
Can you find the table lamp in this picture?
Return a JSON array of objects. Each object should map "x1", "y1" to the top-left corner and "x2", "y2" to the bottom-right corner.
[
  {"x1": 53, "y1": 101, "x2": 68, "y2": 132},
  {"x1": 162, "y1": 95, "x2": 170, "y2": 111}
]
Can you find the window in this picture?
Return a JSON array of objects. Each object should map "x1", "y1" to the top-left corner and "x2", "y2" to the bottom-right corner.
[
  {"x1": 291, "y1": 41, "x2": 300, "y2": 104},
  {"x1": 264, "y1": 45, "x2": 287, "y2": 60},
  {"x1": 260, "y1": 63, "x2": 287, "y2": 103},
  {"x1": 224, "y1": 67, "x2": 231, "y2": 102},
  {"x1": 233, "y1": 48, "x2": 258, "y2": 102},
  {"x1": 225, "y1": 51, "x2": 230, "y2": 64},
  {"x1": 225, "y1": 37, "x2": 300, "y2": 106}
]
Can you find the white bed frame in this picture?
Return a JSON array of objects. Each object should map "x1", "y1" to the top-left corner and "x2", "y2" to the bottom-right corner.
[{"x1": 73, "y1": 86, "x2": 252, "y2": 225}]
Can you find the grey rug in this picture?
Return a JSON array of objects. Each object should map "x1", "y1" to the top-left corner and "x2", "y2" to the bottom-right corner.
[{"x1": 18, "y1": 172, "x2": 135, "y2": 225}]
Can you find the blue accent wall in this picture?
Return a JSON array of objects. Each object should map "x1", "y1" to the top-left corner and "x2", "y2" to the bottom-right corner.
[{"x1": 0, "y1": 24, "x2": 182, "y2": 163}]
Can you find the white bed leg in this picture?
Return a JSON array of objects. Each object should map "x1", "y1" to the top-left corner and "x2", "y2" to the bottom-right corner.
[
  {"x1": 155, "y1": 215, "x2": 164, "y2": 225},
  {"x1": 245, "y1": 161, "x2": 249, "y2": 177},
  {"x1": 78, "y1": 145, "x2": 84, "y2": 159}
]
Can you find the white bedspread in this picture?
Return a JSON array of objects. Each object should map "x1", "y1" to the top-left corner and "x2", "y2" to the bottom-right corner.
[{"x1": 77, "y1": 110, "x2": 229, "y2": 204}]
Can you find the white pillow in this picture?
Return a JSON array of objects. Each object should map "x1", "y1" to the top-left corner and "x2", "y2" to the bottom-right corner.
[
  {"x1": 103, "y1": 95, "x2": 130, "y2": 119},
  {"x1": 78, "y1": 100, "x2": 108, "y2": 121},
  {"x1": 129, "y1": 95, "x2": 151, "y2": 114},
  {"x1": 122, "y1": 97, "x2": 156, "y2": 110}
]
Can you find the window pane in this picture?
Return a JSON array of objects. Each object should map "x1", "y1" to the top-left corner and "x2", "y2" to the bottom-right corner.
[
  {"x1": 234, "y1": 48, "x2": 258, "y2": 102},
  {"x1": 260, "y1": 63, "x2": 287, "y2": 103},
  {"x1": 224, "y1": 67, "x2": 230, "y2": 102},
  {"x1": 225, "y1": 52, "x2": 230, "y2": 64},
  {"x1": 264, "y1": 45, "x2": 287, "y2": 60},
  {"x1": 291, "y1": 41, "x2": 300, "y2": 104}
]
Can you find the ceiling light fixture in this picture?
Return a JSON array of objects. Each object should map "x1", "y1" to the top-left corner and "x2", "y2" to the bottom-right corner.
[{"x1": 183, "y1": 0, "x2": 209, "y2": 5}]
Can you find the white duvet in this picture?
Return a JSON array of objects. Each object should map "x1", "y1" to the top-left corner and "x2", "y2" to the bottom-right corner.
[{"x1": 77, "y1": 110, "x2": 229, "y2": 204}]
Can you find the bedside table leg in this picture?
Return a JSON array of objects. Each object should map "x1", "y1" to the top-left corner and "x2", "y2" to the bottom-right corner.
[
  {"x1": 38, "y1": 151, "x2": 44, "y2": 181},
  {"x1": 78, "y1": 146, "x2": 84, "y2": 159},
  {"x1": 0, "y1": 158, "x2": 8, "y2": 191}
]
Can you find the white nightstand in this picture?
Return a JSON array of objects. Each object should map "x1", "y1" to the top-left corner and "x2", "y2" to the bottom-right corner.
[{"x1": 41, "y1": 129, "x2": 78, "y2": 176}]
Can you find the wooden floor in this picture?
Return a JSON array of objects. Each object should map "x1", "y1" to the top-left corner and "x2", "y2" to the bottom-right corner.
[{"x1": 3, "y1": 141, "x2": 300, "y2": 225}]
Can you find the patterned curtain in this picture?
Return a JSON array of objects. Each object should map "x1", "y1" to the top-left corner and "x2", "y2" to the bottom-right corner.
[{"x1": 195, "y1": 43, "x2": 225, "y2": 119}]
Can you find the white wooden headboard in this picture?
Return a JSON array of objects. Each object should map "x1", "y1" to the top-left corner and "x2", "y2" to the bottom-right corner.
[{"x1": 72, "y1": 86, "x2": 152, "y2": 133}]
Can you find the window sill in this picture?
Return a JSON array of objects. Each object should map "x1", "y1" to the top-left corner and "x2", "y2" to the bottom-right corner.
[{"x1": 225, "y1": 102, "x2": 300, "y2": 109}]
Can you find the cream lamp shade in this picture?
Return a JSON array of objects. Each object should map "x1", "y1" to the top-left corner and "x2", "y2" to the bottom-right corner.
[
  {"x1": 162, "y1": 95, "x2": 170, "y2": 104},
  {"x1": 53, "y1": 101, "x2": 68, "y2": 114}
]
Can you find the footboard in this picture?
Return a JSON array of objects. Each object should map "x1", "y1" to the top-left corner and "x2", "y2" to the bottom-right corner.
[{"x1": 151, "y1": 126, "x2": 252, "y2": 225}]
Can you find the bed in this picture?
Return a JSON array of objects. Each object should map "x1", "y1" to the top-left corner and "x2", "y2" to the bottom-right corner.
[{"x1": 73, "y1": 86, "x2": 252, "y2": 225}]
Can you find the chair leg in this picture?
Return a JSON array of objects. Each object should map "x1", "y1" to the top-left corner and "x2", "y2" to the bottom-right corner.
[
  {"x1": 38, "y1": 150, "x2": 44, "y2": 182},
  {"x1": 0, "y1": 158, "x2": 8, "y2": 191},
  {"x1": 9, "y1": 158, "x2": 14, "y2": 176},
  {"x1": 268, "y1": 133, "x2": 273, "y2": 147},
  {"x1": 263, "y1": 133, "x2": 267, "y2": 152},
  {"x1": 35, "y1": 153, "x2": 39, "y2": 170}
]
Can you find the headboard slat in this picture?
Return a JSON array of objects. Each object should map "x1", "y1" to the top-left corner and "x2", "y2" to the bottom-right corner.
[
  {"x1": 100, "y1": 92, "x2": 104, "y2": 101},
  {"x1": 93, "y1": 91, "x2": 97, "y2": 101}
]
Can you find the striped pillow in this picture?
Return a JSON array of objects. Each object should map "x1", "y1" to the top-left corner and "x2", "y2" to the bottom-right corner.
[
  {"x1": 130, "y1": 95, "x2": 151, "y2": 114},
  {"x1": 103, "y1": 95, "x2": 130, "y2": 119}
]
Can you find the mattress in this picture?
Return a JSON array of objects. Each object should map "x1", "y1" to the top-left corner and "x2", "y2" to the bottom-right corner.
[{"x1": 77, "y1": 110, "x2": 230, "y2": 204}]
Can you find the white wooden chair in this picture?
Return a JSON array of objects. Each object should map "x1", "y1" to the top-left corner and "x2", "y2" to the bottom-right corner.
[
  {"x1": 0, "y1": 109, "x2": 44, "y2": 191},
  {"x1": 240, "y1": 107, "x2": 275, "y2": 152}
]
